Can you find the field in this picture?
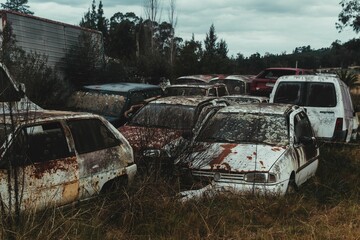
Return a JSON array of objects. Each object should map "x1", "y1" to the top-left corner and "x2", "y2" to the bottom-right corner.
[{"x1": 1, "y1": 143, "x2": 359, "y2": 239}]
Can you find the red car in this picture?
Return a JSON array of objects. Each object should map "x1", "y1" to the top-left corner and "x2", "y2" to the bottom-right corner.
[{"x1": 250, "y1": 68, "x2": 314, "y2": 96}]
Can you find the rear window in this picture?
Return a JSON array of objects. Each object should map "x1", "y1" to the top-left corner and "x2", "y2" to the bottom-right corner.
[
  {"x1": 273, "y1": 82, "x2": 337, "y2": 107},
  {"x1": 306, "y1": 83, "x2": 336, "y2": 107},
  {"x1": 273, "y1": 83, "x2": 302, "y2": 105},
  {"x1": 130, "y1": 103, "x2": 195, "y2": 130}
]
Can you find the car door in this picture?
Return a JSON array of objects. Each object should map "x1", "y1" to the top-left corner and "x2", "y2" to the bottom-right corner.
[
  {"x1": 304, "y1": 82, "x2": 338, "y2": 139},
  {"x1": 0, "y1": 121, "x2": 78, "y2": 211},
  {"x1": 292, "y1": 112, "x2": 319, "y2": 186},
  {"x1": 67, "y1": 118, "x2": 126, "y2": 198}
]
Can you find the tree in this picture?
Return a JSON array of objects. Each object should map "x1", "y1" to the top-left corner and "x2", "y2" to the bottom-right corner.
[
  {"x1": 97, "y1": 1, "x2": 109, "y2": 46},
  {"x1": 143, "y1": 0, "x2": 161, "y2": 52},
  {"x1": 108, "y1": 12, "x2": 140, "y2": 60},
  {"x1": 80, "y1": 0, "x2": 97, "y2": 29},
  {"x1": 167, "y1": 0, "x2": 177, "y2": 66},
  {"x1": 336, "y1": 69, "x2": 360, "y2": 89},
  {"x1": 204, "y1": 24, "x2": 217, "y2": 57},
  {"x1": 336, "y1": 0, "x2": 360, "y2": 33},
  {"x1": 175, "y1": 34, "x2": 202, "y2": 76},
  {"x1": 1, "y1": 0, "x2": 33, "y2": 15}
]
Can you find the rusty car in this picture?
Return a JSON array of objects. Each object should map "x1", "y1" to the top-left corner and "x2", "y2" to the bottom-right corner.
[
  {"x1": 175, "y1": 103, "x2": 319, "y2": 200},
  {"x1": 175, "y1": 75, "x2": 223, "y2": 85},
  {"x1": 0, "y1": 110, "x2": 137, "y2": 212},
  {"x1": 209, "y1": 75, "x2": 254, "y2": 95},
  {"x1": 224, "y1": 95, "x2": 269, "y2": 104},
  {"x1": 66, "y1": 82, "x2": 163, "y2": 127},
  {"x1": 118, "y1": 96, "x2": 229, "y2": 171},
  {"x1": 250, "y1": 68, "x2": 314, "y2": 96},
  {"x1": 164, "y1": 84, "x2": 229, "y2": 97}
]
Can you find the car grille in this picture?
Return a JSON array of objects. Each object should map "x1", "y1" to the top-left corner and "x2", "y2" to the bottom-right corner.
[{"x1": 191, "y1": 170, "x2": 245, "y2": 183}]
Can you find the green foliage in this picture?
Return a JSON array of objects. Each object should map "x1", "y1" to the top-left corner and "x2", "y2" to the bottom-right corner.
[
  {"x1": 11, "y1": 51, "x2": 71, "y2": 108},
  {"x1": 336, "y1": 69, "x2": 360, "y2": 88},
  {"x1": 1, "y1": 0, "x2": 33, "y2": 15},
  {"x1": 63, "y1": 32, "x2": 104, "y2": 87},
  {"x1": 0, "y1": 21, "x2": 71, "y2": 108},
  {"x1": 336, "y1": 0, "x2": 360, "y2": 33}
]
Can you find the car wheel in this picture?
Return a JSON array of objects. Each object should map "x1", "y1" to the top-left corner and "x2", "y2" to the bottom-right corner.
[{"x1": 101, "y1": 176, "x2": 128, "y2": 194}]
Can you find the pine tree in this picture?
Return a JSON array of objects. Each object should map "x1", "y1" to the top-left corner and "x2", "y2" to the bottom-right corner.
[{"x1": 1, "y1": 0, "x2": 34, "y2": 15}]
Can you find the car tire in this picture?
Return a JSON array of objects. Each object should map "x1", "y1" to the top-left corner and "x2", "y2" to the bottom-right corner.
[{"x1": 101, "y1": 176, "x2": 128, "y2": 194}]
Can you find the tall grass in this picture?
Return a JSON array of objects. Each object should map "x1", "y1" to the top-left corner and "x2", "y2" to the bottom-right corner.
[{"x1": 1, "y1": 144, "x2": 359, "y2": 239}]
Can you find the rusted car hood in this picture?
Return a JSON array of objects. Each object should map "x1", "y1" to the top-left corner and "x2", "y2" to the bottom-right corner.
[
  {"x1": 181, "y1": 142, "x2": 288, "y2": 172},
  {"x1": 118, "y1": 125, "x2": 183, "y2": 152}
]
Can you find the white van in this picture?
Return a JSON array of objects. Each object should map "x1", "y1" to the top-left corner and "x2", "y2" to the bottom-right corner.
[{"x1": 269, "y1": 74, "x2": 358, "y2": 142}]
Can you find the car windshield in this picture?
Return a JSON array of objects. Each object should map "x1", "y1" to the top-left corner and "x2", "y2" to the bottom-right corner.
[
  {"x1": 130, "y1": 103, "x2": 196, "y2": 130},
  {"x1": 165, "y1": 87, "x2": 205, "y2": 96},
  {"x1": 197, "y1": 112, "x2": 288, "y2": 146},
  {"x1": 258, "y1": 70, "x2": 296, "y2": 79},
  {"x1": 68, "y1": 91, "x2": 126, "y2": 117}
]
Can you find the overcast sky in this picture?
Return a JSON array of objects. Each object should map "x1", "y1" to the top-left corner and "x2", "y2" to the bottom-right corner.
[{"x1": 1, "y1": 0, "x2": 357, "y2": 57}]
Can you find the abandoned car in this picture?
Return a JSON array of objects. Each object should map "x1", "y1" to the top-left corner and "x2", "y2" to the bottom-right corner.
[
  {"x1": 270, "y1": 74, "x2": 358, "y2": 142},
  {"x1": 66, "y1": 82, "x2": 163, "y2": 127},
  {"x1": 224, "y1": 95, "x2": 269, "y2": 104},
  {"x1": 209, "y1": 75, "x2": 253, "y2": 95},
  {"x1": 175, "y1": 103, "x2": 319, "y2": 200},
  {"x1": 0, "y1": 110, "x2": 137, "y2": 212},
  {"x1": 250, "y1": 67, "x2": 314, "y2": 96},
  {"x1": 175, "y1": 75, "x2": 221, "y2": 85},
  {"x1": 118, "y1": 96, "x2": 229, "y2": 169},
  {"x1": 164, "y1": 84, "x2": 229, "y2": 97}
]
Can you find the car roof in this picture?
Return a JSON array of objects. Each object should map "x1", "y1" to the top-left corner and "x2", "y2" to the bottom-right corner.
[
  {"x1": 218, "y1": 103, "x2": 296, "y2": 115},
  {"x1": 277, "y1": 74, "x2": 342, "y2": 83},
  {"x1": 149, "y1": 96, "x2": 220, "y2": 106},
  {"x1": 165, "y1": 84, "x2": 225, "y2": 89},
  {"x1": 82, "y1": 82, "x2": 161, "y2": 93},
  {"x1": 1, "y1": 109, "x2": 101, "y2": 126},
  {"x1": 224, "y1": 95, "x2": 269, "y2": 101},
  {"x1": 210, "y1": 75, "x2": 253, "y2": 82}
]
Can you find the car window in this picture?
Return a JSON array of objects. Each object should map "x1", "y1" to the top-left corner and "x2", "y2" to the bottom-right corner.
[
  {"x1": 68, "y1": 91, "x2": 126, "y2": 117},
  {"x1": 274, "y1": 82, "x2": 302, "y2": 104},
  {"x1": 217, "y1": 86, "x2": 227, "y2": 96},
  {"x1": 294, "y1": 112, "x2": 314, "y2": 143},
  {"x1": 306, "y1": 83, "x2": 336, "y2": 107},
  {"x1": 197, "y1": 112, "x2": 289, "y2": 146},
  {"x1": 1, "y1": 122, "x2": 71, "y2": 167},
  {"x1": 67, "y1": 119, "x2": 120, "y2": 154},
  {"x1": 258, "y1": 70, "x2": 296, "y2": 79},
  {"x1": 130, "y1": 103, "x2": 195, "y2": 130}
]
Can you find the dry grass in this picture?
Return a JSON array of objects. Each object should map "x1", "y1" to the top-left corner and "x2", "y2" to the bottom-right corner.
[{"x1": 1, "y1": 143, "x2": 359, "y2": 239}]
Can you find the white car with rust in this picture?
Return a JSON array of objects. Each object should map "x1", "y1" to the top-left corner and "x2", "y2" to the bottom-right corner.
[
  {"x1": 0, "y1": 110, "x2": 137, "y2": 213},
  {"x1": 175, "y1": 103, "x2": 319, "y2": 200}
]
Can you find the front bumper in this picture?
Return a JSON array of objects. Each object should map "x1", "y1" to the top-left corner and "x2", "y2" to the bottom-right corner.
[{"x1": 178, "y1": 179, "x2": 289, "y2": 201}]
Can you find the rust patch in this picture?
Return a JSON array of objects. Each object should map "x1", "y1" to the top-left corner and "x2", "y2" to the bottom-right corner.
[
  {"x1": 259, "y1": 160, "x2": 265, "y2": 168},
  {"x1": 247, "y1": 156, "x2": 253, "y2": 160},
  {"x1": 210, "y1": 143, "x2": 237, "y2": 167},
  {"x1": 271, "y1": 147, "x2": 282, "y2": 152},
  {"x1": 31, "y1": 156, "x2": 77, "y2": 179},
  {"x1": 62, "y1": 181, "x2": 79, "y2": 203},
  {"x1": 253, "y1": 152, "x2": 257, "y2": 155}
]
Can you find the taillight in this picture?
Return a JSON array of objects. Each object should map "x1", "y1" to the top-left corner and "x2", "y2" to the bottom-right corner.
[{"x1": 334, "y1": 118, "x2": 343, "y2": 132}]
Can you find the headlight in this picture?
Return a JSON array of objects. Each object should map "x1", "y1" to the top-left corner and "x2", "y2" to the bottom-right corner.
[{"x1": 244, "y1": 172, "x2": 277, "y2": 183}]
